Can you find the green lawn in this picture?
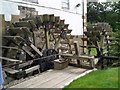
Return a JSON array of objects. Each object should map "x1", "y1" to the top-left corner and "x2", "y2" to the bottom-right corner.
[
  {"x1": 64, "y1": 67, "x2": 119, "y2": 88},
  {"x1": 85, "y1": 48, "x2": 97, "y2": 55}
]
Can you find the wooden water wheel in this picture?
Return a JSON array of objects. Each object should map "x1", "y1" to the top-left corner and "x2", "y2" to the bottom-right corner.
[
  {"x1": 1, "y1": 14, "x2": 76, "y2": 79},
  {"x1": 81, "y1": 23, "x2": 112, "y2": 56},
  {"x1": 2, "y1": 14, "x2": 75, "y2": 60}
]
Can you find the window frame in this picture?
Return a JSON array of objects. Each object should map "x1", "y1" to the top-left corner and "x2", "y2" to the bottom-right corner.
[
  {"x1": 61, "y1": 0, "x2": 70, "y2": 10},
  {"x1": 22, "y1": 0, "x2": 39, "y2": 4}
]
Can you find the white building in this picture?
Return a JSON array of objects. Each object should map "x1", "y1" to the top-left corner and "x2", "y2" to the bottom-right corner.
[{"x1": 0, "y1": 0, "x2": 87, "y2": 35}]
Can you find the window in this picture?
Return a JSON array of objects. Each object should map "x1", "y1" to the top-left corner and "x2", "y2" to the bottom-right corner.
[
  {"x1": 22, "y1": 0, "x2": 39, "y2": 4},
  {"x1": 62, "y1": 0, "x2": 69, "y2": 10}
]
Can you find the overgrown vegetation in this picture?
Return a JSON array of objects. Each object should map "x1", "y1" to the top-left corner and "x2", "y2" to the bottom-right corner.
[
  {"x1": 87, "y1": 2, "x2": 120, "y2": 32},
  {"x1": 64, "y1": 67, "x2": 119, "y2": 88},
  {"x1": 110, "y1": 30, "x2": 120, "y2": 56},
  {"x1": 87, "y1": 1, "x2": 120, "y2": 59},
  {"x1": 85, "y1": 48, "x2": 97, "y2": 55}
]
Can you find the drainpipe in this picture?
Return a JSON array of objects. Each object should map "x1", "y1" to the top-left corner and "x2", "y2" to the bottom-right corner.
[{"x1": 82, "y1": 0, "x2": 85, "y2": 54}]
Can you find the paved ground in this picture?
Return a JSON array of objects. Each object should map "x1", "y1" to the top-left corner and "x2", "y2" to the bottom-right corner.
[{"x1": 10, "y1": 66, "x2": 87, "y2": 88}]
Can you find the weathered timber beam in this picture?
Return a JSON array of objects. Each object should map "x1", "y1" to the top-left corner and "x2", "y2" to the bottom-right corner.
[
  {"x1": 18, "y1": 60, "x2": 34, "y2": 69},
  {"x1": 74, "y1": 41, "x2": 81, "y2": 65},
  {"x1": 61, "y1": 54, "x2": 94, "y2": 60},
  {"x1": 3, "y1": 68, "x2": 19, "y2": 74},
  {"x1": 25, "y1": 65, "x2": 40, "y2": 74},
  {"x1": 0, "y1": 56, "x2": 22, "y2": 62},
  {"x1": 0, "y1": 46, "x2": 19, "y2": 50},
  {"x1": 81, "y1": 37, "x2": 88, "y2": 41}
]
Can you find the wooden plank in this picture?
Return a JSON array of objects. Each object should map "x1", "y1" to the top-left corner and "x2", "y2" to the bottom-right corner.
[
  {"x1": 30, "y1": 44, "x2": 43, "y2": 56},
  {"x1": 18, "y1": 60, "x2": 34, "y2": 68},
  {"x1": 3, "y1": 36, "x2": 21, "y2": 38},
  {"x1": 11, "y1": 15, "x2": 19, "y2": 23},
  {"x1": 45, "y1": 30, "x2": 50, "y2": 49},
  {"x1": 61, "y1": 54, "x2": 94, "y2": 60},
  {"x1": 89, "y1": 59, "x2": 95, "y2": 68},
  {"x1": 68, "y1": 35, "x2": 74, "y2": 39},
  {"x1": 55, "y1": 16, "x2": 60, "y2": 22},
  {"x1": 14, "y1": 20, "x2": 36, "y2": 29},
  {"x1": 43, "y1": 14, "x2": 49, "y2": 22},
  {"x1": 80, "y1": 45, "x2": 97, "y2": 48},
  {"x1": 67, "y1": 29, "x2": 72, "y2": 33},
  {"x1": 10, "y1": 70, "x2": 56, "y2": 88},
  {"x1": 3, "y1": 35, "x2": 42, "y2": 58},
  {"x1": 73, "y1": 41, "x2": 79, "y2": 49},
  {"x1": 53, "y1": 29, "x2": 72, "y2": 33},
  {"x1": 21, "y1": 17, "x2": 38, "y2": 25},
  {"x1": 10, "y1": 66, "x2": 87, "y2": 88},
  {"x1": 9, "y1": 67, "x2": 60, "y2": 87},
  {"x1": 60, "y1": 41, "x2": 74, "y2": 45},
  {"x1": 99, "y1": 35, "x2": 105, "y2": 49},
  {"x1": 59, "y1": 20, "x2": 65, "y2": 26},
  {"x1": 25, "y1": 65, "x2": 40, "y2": 74},
  {"x1": 11, "y1": 67, "x2": 71, "y2": 88},
  {"x1": 74, "y1": 41, "x2": 81, "y2": 65},
  {"x1": 0, "y1": 56, "x2": 21, "y2": 62},
  {"x1": 29, "y1": 68, "x2": 73, "y2": 88},
  {"x1": 36, "y1": 15, "x2": 44, "y2": 24},
  {"x1": 9, "y1": 27, "x2": 31, "y2": 35},
  {"x1": 3, "y1": 68, "x2": 19, "y2": 74},
  {"x1": 36, "y1": 69, "x2": 82, "y2": 88},
  {"x1": 64, "y1": 24, "x2": 69, "y2": 29},
  {"x1": 52, "y1": 69, "x2": 86, "y2": 88},
  {"x1": 81, "y1": 37, "x2": 88, "y2": 41},
  {"x1": 22, "y1": 46, "x2": 35, "y2": 58},
  {"x1": 58, "y1": 46, "x2": 69, "y2": 50},
  {"x1": 8, "y1": 36, "x2": 43, "y2": 57},
  {"x1": 3, "y1": 36, "x2": 36, "y2": 58},
  {"x1": 9, "y1": 27, "x2": 22, "y2": 31},
  {"x1": 0, "y1": 46, "x2": 19, "y2": 50},
  {"x1": 14, "y1": 21, "x2": 30, "y2": 27},
  {"x1": 49, "y1": 14, "x2": 55, "y2": 22}
]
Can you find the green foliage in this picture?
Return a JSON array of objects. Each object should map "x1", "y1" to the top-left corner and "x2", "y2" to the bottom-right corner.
[
  {"x1": 85, "y1": 48, "x2": 97, "y2": 55},
  {"x1": 64, "y1": 67, "x2": 118, "y2": 88},
  {"x1": 109, "y1": 30, "x2": 120, "y2": 56},
  {"x1": 87, "y1": 2, "x2": 120, "y2": 32}
]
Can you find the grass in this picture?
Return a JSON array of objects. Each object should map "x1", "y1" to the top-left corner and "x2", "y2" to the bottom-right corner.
[
  {"x1": 64, "y1": 67, "x2": 119, "y2": 88},
  {"x1": 85, "y1": 48, "x2": 97, "y2": 55}
]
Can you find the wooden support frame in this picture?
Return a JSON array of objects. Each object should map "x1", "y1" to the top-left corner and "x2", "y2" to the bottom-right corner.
[
  {"x1": 25, "y1": 65, "x2": 40, "y2": 74},
  {"x1": 0, "y1": 56, "x2": 22, "y2": 62},
  {"x1": 45, "y1": 29, "x2": 50, "y2": 49},
  {"x1": 74, "y1": 41, "x2": 81, "y2": 65},
  {"x1": 61, "y1": 54, "x2": 95, "y2": 68},
  {"x1": 61, "y1": 54, "x2": 94, "y2": 60}
]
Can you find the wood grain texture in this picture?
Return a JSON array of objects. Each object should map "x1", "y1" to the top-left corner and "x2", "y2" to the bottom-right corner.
[{"x1": 10, "y1": 66, "x2": 87, "y2": 88}]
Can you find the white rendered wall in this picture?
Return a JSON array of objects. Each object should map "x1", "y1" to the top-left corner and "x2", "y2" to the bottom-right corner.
[{"x1": 0, "y1": 0, "x2": 87, "y2": 35}]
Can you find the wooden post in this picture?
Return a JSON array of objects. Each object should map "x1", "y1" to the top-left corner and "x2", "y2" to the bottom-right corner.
[
  {"x1": 45, "y1": 24, "x2": 50, "y2": 49},
  {"x1": 90, "y1": 59, "x2": 95, "y2": 69},
  {"x1": 74, "y1": 41, "x2": 81, "y2": 65}
]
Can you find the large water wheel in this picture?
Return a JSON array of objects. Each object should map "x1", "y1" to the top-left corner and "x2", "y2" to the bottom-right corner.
[
  {"x1": 81, "y1": 23, "x2": 113, "y2": 68},
  {"x1": 2, "y1": 14, "x2": 74, "y2": 59},
  {"x1": 2, "y1": 14, "x2": 75, "y2": 80},
  {"x1": 85, "y1": 23, "x2": 112, "y2": 56}
]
